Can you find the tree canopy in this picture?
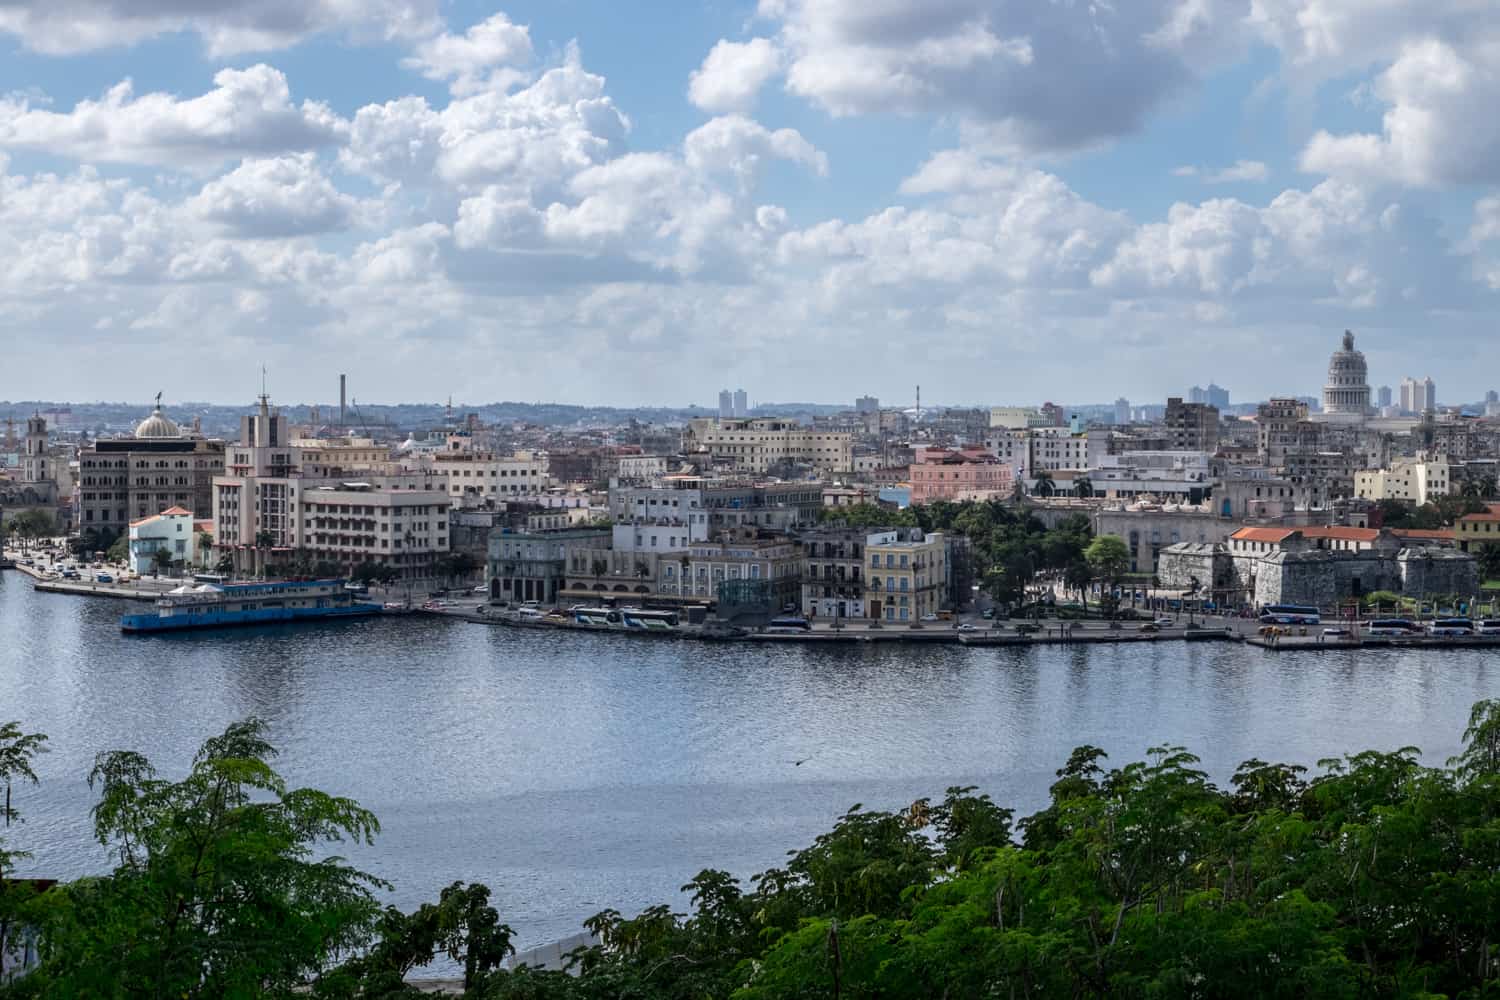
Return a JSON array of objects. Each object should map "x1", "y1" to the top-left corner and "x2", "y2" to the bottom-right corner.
[{"x1": 7, "y1": 704, "x2": 1500, "y2": 997}]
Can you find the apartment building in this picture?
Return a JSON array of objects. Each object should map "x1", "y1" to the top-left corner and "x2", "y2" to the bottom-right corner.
[
  {"x1": 908, "y1": 449, "x2": 1013, "y2": 503},
  {"x1": 800, "y1": 528, "x2": 868, "y2": 620},
  {"x1": 1164, "y1": 397, "x2": 1220, "y2": 452},
  {"x1": 865, "y1": 529, "x2": 947, "y2": 623},
  {"x1": 682, "y1": 418, "x2": 852, "y2": 474},
  {"x1": 1355, "y1": 456, "x2": 1452, "y2": 506}
]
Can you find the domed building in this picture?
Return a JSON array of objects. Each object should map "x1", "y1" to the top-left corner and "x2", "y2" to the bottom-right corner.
[
  {"x1": 134, "y1": 405, "x2": 183, "y2": 440},
  {"x1": 76, "y1": 397, "x2": 225, "y2": 543},
  {"x1": 1321, "y1": 330, "x2": 1371, "y2": 420}
]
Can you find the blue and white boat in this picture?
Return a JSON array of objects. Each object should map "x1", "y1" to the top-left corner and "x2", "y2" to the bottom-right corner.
[{"x1": 121, "y1": 579, "x2": 382, "y2": 633}]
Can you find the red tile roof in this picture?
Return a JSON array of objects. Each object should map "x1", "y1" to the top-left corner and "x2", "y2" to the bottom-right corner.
[
  {"x1": 1231, "y1": 527, "x2": 1296, "y2": 543},
  {"x1": 1460, "y1": 504, "x2": 1500, "y2": 523},
  {"x1": 1302, "y1": 526, "x2": 1379, "y2": 543}
]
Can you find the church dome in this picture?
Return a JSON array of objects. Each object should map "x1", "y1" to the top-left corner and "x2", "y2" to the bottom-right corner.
[{"x1": 134, "y1": 406, "x2": 182, "y2": 439}]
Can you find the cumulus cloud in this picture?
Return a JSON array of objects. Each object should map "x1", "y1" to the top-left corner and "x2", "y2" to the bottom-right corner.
[
  {"x1": 0, "y1": 0, "x2": 439, "y2": 56},
  {"x1": 1172, "y1": 160, "x2": 1270, "y2": 183},
  {"x1": 402, "y1": 12, "x2": 534, "y2": 95},
  {"x1": 1299, "y1": 36, "x2": 1500, "y2": 187},
  {"x1": 341, "y1": 47, "x2": 629, "y2": 195},
  {"x1": 758, "y1": 0, "x2": 1245, "y2": 154},
  {"x1": 187, "y1": 154, "x2": 363, "y2": 238},
  {"x1": 0, "y1": 66, "x2": 346, "y2": 170},
  {"x1": 682, "y1": 115, "x2": 827, "y2": 191},
  {"x1": 688, "y1": 37, "x2": 783, "y2": 112}
]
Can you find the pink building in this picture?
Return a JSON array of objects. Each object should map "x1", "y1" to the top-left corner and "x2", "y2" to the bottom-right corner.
[{"x1": 907, "y1": 448, "x2": 1014, "y2": 504}]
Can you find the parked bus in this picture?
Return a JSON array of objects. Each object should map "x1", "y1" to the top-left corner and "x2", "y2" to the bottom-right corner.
[
  {"x1": 767, "y1": 616, "x2": 812, "y2": 633},
  {"x1": 1366, "y1": 618, "x2": 1423, "y2": 636},
  {"x1": 192, "y1": 573, "x2": 228, "y2": 586},
  {"x1": 1479, "y1": 620, "x2": 1500, "y2": 636},
  {"x1": 1258, "y1": 604, "x2": 1321, "y2": 625},
  {"x1": 1429, "y1": 617, "x2": 1475, "y2": 636}
]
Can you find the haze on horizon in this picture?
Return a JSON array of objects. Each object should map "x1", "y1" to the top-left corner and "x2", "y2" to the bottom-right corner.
[{"x1": 1, "y1": 0, "x2": 1496, "y2": 407}]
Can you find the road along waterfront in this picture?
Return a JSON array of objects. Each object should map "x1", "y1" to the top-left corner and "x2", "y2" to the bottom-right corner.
[{"x1": 2, "y1": 573, "x2": 1498, "y2": 954}]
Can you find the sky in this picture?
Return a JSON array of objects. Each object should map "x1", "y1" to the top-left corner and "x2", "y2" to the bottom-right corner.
[{"x1": 1, "y1": 0, "x2": 1498, "y2": 410}]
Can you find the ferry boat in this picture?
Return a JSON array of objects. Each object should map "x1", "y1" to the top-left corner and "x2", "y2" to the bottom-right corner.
[
  {"x1": 569, "y1": 606, "x2": 681, "y2": 631},
  {"x1": 121, "y1": 579, "x2": 382, "y2": 633}
]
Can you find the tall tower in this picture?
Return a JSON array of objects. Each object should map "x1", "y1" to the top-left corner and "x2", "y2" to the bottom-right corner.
[{"x1": 22, "y1": 413, "x2": 47, "y2": 484}]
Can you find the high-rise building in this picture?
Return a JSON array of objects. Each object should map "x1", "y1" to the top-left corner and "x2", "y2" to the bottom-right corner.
[
  {"x1": 1188, "y1": 385, "x2": 1208, "y2": 404},
  {"x1": 717, "y1": 390, "x2": 733, "y2": 419},
  {"x1": 1164, "y1": 397, "x2": 1220, "y2": 451},
  {"x1": 733, "y1": 389, "x2": 748, "y2": 418},
  {"x1": 1113, "y1": 398, "x2": 1130, "y2": 425},
  {"x1": 1377, "y1": 385, "x2": 1393, "y2": 409},
  {"x1": 1322, "y1": 330, "x2": 1370, "y2": 416},
  {"x1": 1399, "y1": 376, "x2": 1436, "y2": 414},
  {"x1": 855, "y1": 396, "x2": 880, "y2": 414},
  {"x1": 1487, "y1": 390, "x2": 1498, "y2": 404},
  {"x1": 1206, "y1": 384, "x2": 1229, "y2": 410}
]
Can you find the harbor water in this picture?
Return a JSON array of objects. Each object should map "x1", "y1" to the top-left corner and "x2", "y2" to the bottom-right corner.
[{"x1": 3, "y1": 575, "x2": 1498, "y2": 951}]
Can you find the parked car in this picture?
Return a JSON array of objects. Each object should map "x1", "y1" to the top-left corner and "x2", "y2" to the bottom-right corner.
[
  {"x1": 957, "y1": 623, "x2": 977, "y2": 632},
  {"x1": 981, "y1": 608, "x2": 995, "y2": 619},
  {"x1": 1322, "y1": 627, "x2": 1352, "y2": 637},
  {"x1": 61, "y1": 570, "x2": 80, "y2": 580},
  {"x1": 96, "y1": 573, "x2": 114, "y2": 583},
  {"x1": 1153, "y1": 617, "x2": 1175, "y2": 627},
  {"x1": 1013, "y1": 622, "x2": 1041, "y2": 634},
  {"x1": 920, "y1": 613, "x2": 939, "y2": 622},
  {"x1": 1139, "y1": 623, "x2": 1161, "y2": 633}
]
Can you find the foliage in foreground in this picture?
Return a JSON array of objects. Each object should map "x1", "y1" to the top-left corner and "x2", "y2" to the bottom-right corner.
[{"x1": 4, "y1": 703, "x2": 1500, "y2": 998}]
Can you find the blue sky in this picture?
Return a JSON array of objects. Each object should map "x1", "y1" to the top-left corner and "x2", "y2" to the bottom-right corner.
[{"x1": 0, "y1": 0, "x2": 1497, "y2": 409}]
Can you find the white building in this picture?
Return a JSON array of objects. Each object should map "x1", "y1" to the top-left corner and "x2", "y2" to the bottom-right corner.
[
  {"x1": 127, "y1": 506, "x2": 195, "y2": 574},
  {"x1": 1355, "y1": 456, "x2": 1452, "y2": 505},
  {"x1": 1087, "y1": 451, "x2": 1213, "y2": 499},
  {"x1": 682, "y1": 418, "x2": 851, "y2": 474},
  {"x1": 1399, "y1": 376, "x2": 1436, "y2": 415}
]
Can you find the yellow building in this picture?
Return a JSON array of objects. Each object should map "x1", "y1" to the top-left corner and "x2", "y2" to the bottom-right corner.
[
  {"x1": 1455, "y1": 504, "x2": 1500, "y2": 553},
  {"x1": 864, "y1": 529, "x2": 946, "y2": 623}
]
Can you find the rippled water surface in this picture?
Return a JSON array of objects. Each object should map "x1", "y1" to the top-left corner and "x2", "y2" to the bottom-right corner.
[{"x1": 3, "y1": 577, "x2": 1498, "y2": 948}]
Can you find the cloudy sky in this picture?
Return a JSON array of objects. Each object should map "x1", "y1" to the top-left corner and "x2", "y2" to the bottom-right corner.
[{"x1": 1, "y1": 0, "x2": 1497, "y2": 410}]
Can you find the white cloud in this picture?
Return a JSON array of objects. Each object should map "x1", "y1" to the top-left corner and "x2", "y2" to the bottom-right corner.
[
  {"x1": 683, "y1": 114, "x2": 827, "y2": 191},
  {"x1": 688, "y1": 38, "x2": 783, "y2": 112},
  {"x1": 188, "y1": 154, "x2": 364, "y2": 238},
  {"x1": 1173, "y1": 160, "x2": 1270, "y2": 183},
  {"x1": 0, "y1": 0, "x2": 439, "y2": 56},
  {"x1": 0, "y1": 66, "x2": 347, "y2": 170},
  {"x1": 1299, "y1": 36, "x2": 1500, "y2": 187},
  {"x1": 402, "y1": 13, "x2": 534, "y2": 96},
  {"x1": 758, "y1": 0, "x2": 1247, "y2": 154},
  {"x1": 342, "y1": 46, "x2": 629, "y2": 195}
]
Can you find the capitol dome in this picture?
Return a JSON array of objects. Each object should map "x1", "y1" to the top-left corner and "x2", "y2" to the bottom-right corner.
[
  {"x1": 134, "y1": 406, "x2": 182, "y2": 439},
  {"x1": 1322, "y1": 329, "x2": 1371, "y2": 416}
]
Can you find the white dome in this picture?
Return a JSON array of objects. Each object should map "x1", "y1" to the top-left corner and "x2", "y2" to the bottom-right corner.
[{"x1": 134, "y1": 407, "x2": 182, "y2": 439}]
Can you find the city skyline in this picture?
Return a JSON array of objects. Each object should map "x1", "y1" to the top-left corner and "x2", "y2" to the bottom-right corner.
[{"x1": 2, "y1": 2, "x2": 1499, "y2": 404}]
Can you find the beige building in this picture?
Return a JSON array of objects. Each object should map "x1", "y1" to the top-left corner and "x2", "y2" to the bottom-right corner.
[
  {"x1": 77, "y1": 403, "x2": 225, "y2": 541},
  {"x1": 864, "y1": 529, "x2": 946, "y2": 623},
  {"x1": 683, "y1": 418, "x2": 851, "y2": 474},
  {"x1": 1355, "y1": 456, "x2": 1452, "y2": 505},
  {"x1": 294, "y1": 437, "x2": 394, "y2": 477},
  {"x1": 213, "y1": 397, "x2": 450, "y2": 578}
]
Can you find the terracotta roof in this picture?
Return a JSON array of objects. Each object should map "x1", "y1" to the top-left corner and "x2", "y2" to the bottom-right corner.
[
  {"x1": 1390, "y1": 528, "x2": 1453, "y2": 540},
  {"x1": 1302, "y1": 526, "x2": 1379, "y2": 542},
  {"x1": 1231, "y1": 527, "x2": 1296, "y2": 543},
  {"x1": 161, "y1": 505, "x2": 193, "y2": 516},
  {"x1": 1459, "y1": 504, "x2": 1500, "y2": 523}
]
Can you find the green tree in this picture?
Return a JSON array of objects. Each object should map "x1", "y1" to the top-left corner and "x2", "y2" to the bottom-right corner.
[
  {"x1": 0, "y1": 721, "x2": 48, "y2": 835},
  {"x1": 1475, "y1": 543, "x2": 1500, "y2": 582},
  {"x1": 22, "y1": 718, "x2": 384, "y2": 999},
  {"x1": 1032, "y1": 470, "x2": 1055, "y2": 497},
  {"x1": 105, "y1": 535, "x2": 129, "y2": 564},
  {"x1": 151, "y1": 547, "x2": 174, "y2": 576},
  {"x1": 1085, "y1": 534, "x2": 1130, "y2": 588}
]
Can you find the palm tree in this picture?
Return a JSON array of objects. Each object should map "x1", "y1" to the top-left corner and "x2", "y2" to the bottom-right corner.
[
  {"x1": 1074, "y1": 476, "x2": 1093, "y2": 500},
  {"x1": 1033, "y1": 471, "x2": 1055, "y2": 498}
]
